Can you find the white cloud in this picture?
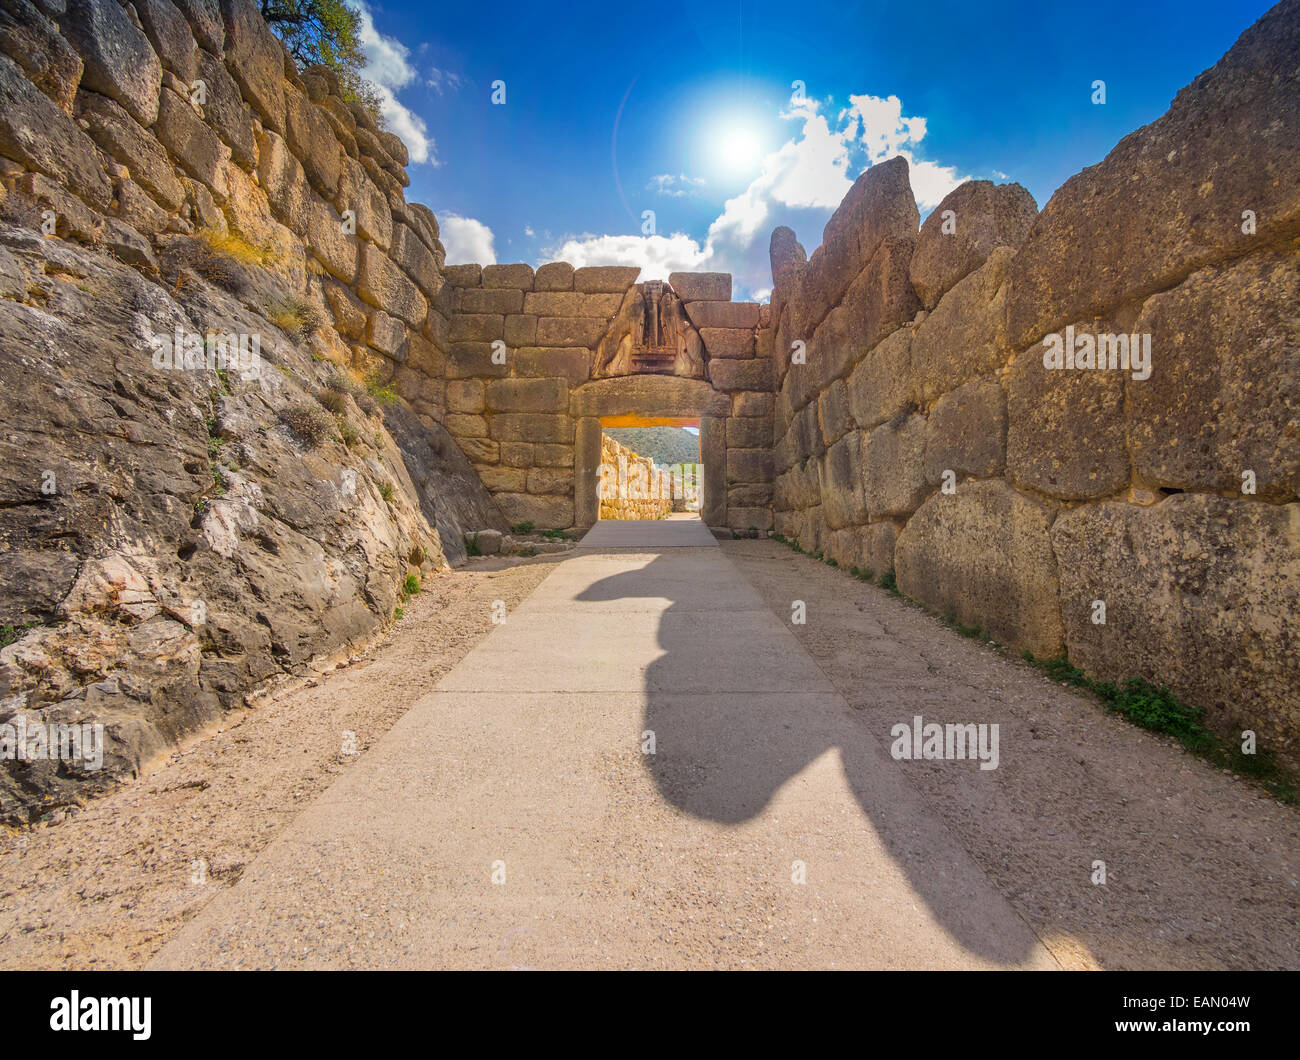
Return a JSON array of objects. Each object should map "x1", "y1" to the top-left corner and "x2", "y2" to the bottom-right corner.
[
  {"x1": 524, "y1": 225, "x2": 535, "y2": 238},
  {"x1": 648, "y1": 173, "x2": 706, "y2": 198},
  {"x1": 541, "y1": 92, "x2": 968, "y2": 300},
  {"x1": 548, "y1": 232, "x2": 708, "y2": 281},
  {"x1": 353, "y1": 2, "x2": 435, "y2": 165},
  {"x1": 427, "y1": 67, "x2": 466, "y2": 95},
  {"x1": 441, "y1": 215, "x2": 497, "y2": 265}
]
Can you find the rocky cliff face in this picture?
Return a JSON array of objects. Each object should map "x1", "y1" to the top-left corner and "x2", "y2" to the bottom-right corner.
[
  {"x1": 0, "y1": 0, "x2": 505, "y2": 822},
  {"x1": 765, "y1": 0, "x2": 1300, "y2": 763}
]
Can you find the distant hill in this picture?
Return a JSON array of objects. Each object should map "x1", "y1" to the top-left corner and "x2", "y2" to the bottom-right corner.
[{"x1": 603, "y1": 427, "x2": 700, "y2": 466}]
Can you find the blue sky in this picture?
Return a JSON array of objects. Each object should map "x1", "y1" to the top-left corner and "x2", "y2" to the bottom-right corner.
[{"x1": 352, "y1": 0, "x2": 1273, "y2": 300}]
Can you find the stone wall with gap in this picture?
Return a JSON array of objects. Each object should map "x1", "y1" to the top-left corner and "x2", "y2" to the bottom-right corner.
[
  {"x1": 431, "y1": 262, "x2": 774, "y2": 532},
  {"x1": 597, "y1": 433, "x2": 672, "y2": 521},
  {"x1": 766, "y1": 0, "x2": 1300, "y2": 762}
]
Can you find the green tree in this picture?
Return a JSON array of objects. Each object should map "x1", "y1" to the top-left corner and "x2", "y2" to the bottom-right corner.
[{"x1": 261, "y1": 0, "x2": 385, "y2": 127}]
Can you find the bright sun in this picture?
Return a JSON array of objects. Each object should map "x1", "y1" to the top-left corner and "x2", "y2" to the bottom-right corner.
[{"x1": 716, "y1": 125, "x2": 762, "y2": 176}]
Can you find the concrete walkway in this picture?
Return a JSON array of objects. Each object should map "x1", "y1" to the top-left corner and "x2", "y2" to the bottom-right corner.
[{"x1": 154, "y1": 519, "x2": 1056, "y2": 969}]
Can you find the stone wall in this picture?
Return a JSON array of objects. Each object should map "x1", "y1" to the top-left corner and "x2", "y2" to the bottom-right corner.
[
  {"x1": 598, "y1": 434, "x2": 671, "y2": 521},
  {"x1": 0, "y1": 0, "x2": 505, "y2": 820},
  {"x1": 430, "y1": 263, "x2": 774, "y2": 531},
  {"x1": 767, "y1": 0, "x2": 1300, "y2": 761}
]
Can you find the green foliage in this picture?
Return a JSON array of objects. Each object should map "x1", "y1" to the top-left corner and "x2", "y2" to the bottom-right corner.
[
  {"x1": 0, "y1": 621, "x2": 41, "y2": 649},
  {"x1": 879, "y1": 568, "x2": 900, "y2": 596},
  {"x1": 261, "y1": 0, "x2": 386, "y2": 128},
  {"x1": 364, "y1": 372, "x2": 398, "y2": 408},
  {"x1": 602, "y1": 426, "x2": 700, "y2": 466},
  {"x1": 539, "y1": 528, "x2": 571, "y2": 542},
  {"x1": 281, "y1": 402, "x2": 333, "y2": 449},
  {"x1": 378, "y1": 480, "x2": 395, "y2": 503},
  {"x1": 338, "y1": 421, "x2": 359, "y2": 448},
  {"x1": 517, "y1": 546, "x2": 538, "y2": 557},
  {"x1": 268, "y1": 295, "x2": 325, "y2": 341},
  {"x1": 402, "y1": 573, "x2": 420, "y2": 597},
  {"x1": 393, "y1": 606, "x2": 404, "y2": 621},
  {"x1": 510, "y1": 521, "x2": 535, "y2": 535},
  {"x1": 464, "y1": 533, "x2": 482, "y2": 557}
]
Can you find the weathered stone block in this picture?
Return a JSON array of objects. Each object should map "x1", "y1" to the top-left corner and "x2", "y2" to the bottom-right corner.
[
  {"x1": 733, "y1": 391, "x2": 773, "y2": 418},
  {"x1": 819, "y1": 431, "x2": 868, "y2": 529},
  {"x1": 447, "y1": 379, "x2": 484, "y2": 414},
  {"x1": 514, "y1": 346, "x2": 592, "y2": 383},
  {"x1": 817, "y1": 378, "x2": 853, "y2": 446},
  {"x1": 357, "y1": 244, "x2": 427, "y2": 325},
  {"x1": 727, "y1": 506, "x2": 773, "y2": 531},
  {"x1": 1006, "y1": 318, "x2": 1129, "y2": 501},
  {"x1": 534, "y1": 444, "x2": 574, "y2": 468},
  {"x1": 366, "y1": 308, "x2": 406, "y2": 358},
  {"x1": 910, "y1": 180, "x2": 1037, "y2": 309},
  {"x1": 669, "y1": 271, "x2": 731, "y2": 301},
  {"x1": 574, "y1": 265, "x2": 640, "y2": 293},
  {"x1": 490, "y1": 413, "x2": 575, "y2": 444},
  {"x1": 154, "y1": 88, "x2": 227, "y2": 194},
  {"x1": 686, "y1": 300, "x2": 760, "y2": 329},
  {"x1": 726, "y1": 416, "x2": 771, "y2": 449},
  {"x1": 219, "y1": 0, "x2": 285, "y2": 132},
  {"x1": 477, "y1": 465, "x2": 527, "y2": 492},
  {"x1": 455, "y1": 436, "x2": 498, "y2": 464},
  {"x1": 1127, "y1": 252, "x2": 1299, "y2": 500},
  {"x1": 846, "y1": 325, "x2": 913, "y2": 431},
  {"x1": 460, "y1": 287, "x2": 523, "y2": 314},
  {"x1": 134, "y1": 0, "x2": 198, "y2": 83},
  {"x1": 527, "y1": 467, "x2": 573, "y2": 495},
  {"x1": 494, "y1": 492, "x2": 573, "y2": 529},
  {"x1": 727, "y1": 449, "x2": 773, "y2": 484},
  {"x1": 534, "y1": 261, "x2": 574, "y2": 291},
  {"x1": 709, "y1": 358, "x2": 771, "y2": 393},
  {"x1": 482, "y1": 263, "x2": 534, "y2": 290},
  {"x1": 446, "y1": 413, "x2": 488, "y2": 438},
  {"x1": 78, "y1": 91, "x2": 183, "y2": 211},
  {"x1": 536, "y1": 316, "x2": 606, "y2": 347},
  {"x1": 499, "y1": 442, "x2": 533, "y2": 467},
  {"x1": 63, "y1": 0, "x2": 162, "y2": 126},
  {"x1": 862, "y1": 413, "x2": 928, "y2": 518},
  {"x1": 486, "y1": 378, "x2": 568, "y2": 414},
  {"x1": 443, "y1": 263, "x2": 481, "y2": 286},
  {"x1": 924, "y1": 380, "x2": 1006, "y2": 483},
  {"x1": 284, "y1": 87, "x2": 341, "y2": 198},
  {"x1": 1052, "y1": 494, "x2": 1300, "y2": 758},
  {"x1": 195, "y1": 49, "x2": 254, "y2": 169},
  {"x1": 701, "y1": 327, "x2": 755, "y2": 359},
  {"x1": 504, "y1": 314, "x2": 537, "y2": 348},
  {"x1": 523, "y1": 291, "x2": 622, "y2": 317},
  {"x1": 304, "y1": 196, "x2": 356, "y2": 282},
  {"x1": 896, "y1": 480, "x2": 1063, "y2": 656}
]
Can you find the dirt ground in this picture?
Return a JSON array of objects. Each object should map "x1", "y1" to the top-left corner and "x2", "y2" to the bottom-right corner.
[
  {"x1": 2, "y1": 538, "x2": 1297, "y2": 970},
  {"x1": 721, "y1": 540, "x2": 1300, "y2": 970},
  {"x1": 0, "y1": 554, "x2": 560, "y2": 969}
]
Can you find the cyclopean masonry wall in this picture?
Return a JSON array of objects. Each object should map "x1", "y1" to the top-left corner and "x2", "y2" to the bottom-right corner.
[
  {"x1": 767, "y1": 0, "x2": 1300, "y2": 763},
  {"x1": 0, "y1": 0, "x2": 505, "y2": 819},
  {"x1": 598, "y1": 433, "x2": 672, "y2": 521},
  {"x1": 432, "y1": 263, "x2": 774, "y2": 532}
]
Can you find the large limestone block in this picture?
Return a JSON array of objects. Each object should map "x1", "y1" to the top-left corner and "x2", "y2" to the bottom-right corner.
[
  {"x1": 700, "y1": 327, "x2": 755, "y2": 359},
  {"x1": 337, "y1": 157, "x2": 392, "y2": 250},
  {"x1": 669, "y1": 271, "x2": 730, "y2": 301},
  {"x1": 78, "y1": 91, "x2": 184, "y2": 211},
  {"x1": 390, "y1": 223, "x2": 441, "y2": 300},
  {"x1": 910, "y1": 180, "x2": 1037, "y2": 309},
  {"x1": 485, "y1": 378, "x2": 568, "y2": 414},
  {"x1": 709, "y1": 358, "x2": 771, "y2": 393},
  {"x1": 568, "y1": 375, "x2": 728, "y2": 419},
  {"x1": 685, "y1": 300, "x2": 759, "y2": 329},
  {"x1": 536, "y1": 316, "x2": 606, "y2": 347},
  {"x1": 1052, "y1": 494, "x2": 1300, "y2": 758},
  {"x1": 727, "y1": 449, "x2": 773, "y2": 484},
  {"x1": 846, "y1": 325, "x2": 913, "y2": 431},
  {"x1": 795, "y1": 157, "x2": 920, "y2": 336},
  {"x1": 909, "y1": 245, "x2": 1013, "y2": 404},
  {"x1": 304, "y1": 196, "x2": 356, "y2": 282},
  {"x1": 726, "y1": 415, "x2": 771, "y2": 449},
  {"x1": 924, "y1": 380, "x2": 1006, "y2": 483},
  {"x1": 1127, "y1": 251, "x2": 1299, "y2": 501},
  {"x1": 1006, "y1": 317, "x2": 1129, "y2": 501},
  {"x1": 0, "y1": 0, "x2": 83, "y2": 114},
  {"x1": 489, "y1": 413, "x2": 575, "y2": 445},
  {"x1": 535, "y1": 261, "x2": 574, "y2": 291},
  {"x1": 482, "y1": 263, "x2": 534, "y2": 290},
  {"x1": 154, "y1": 87, "x2": 228, "y2": 195},
  {"x1": 174, "y1": 0, "x2": 223, "y2": 53},
  {"x1": 442, "y1": 263, "x2": 481, "y2": 287},
  {"x1": 896, "y1": 480, "x2": 1064, "y2": 656},
  {"x1": 1005, "y1": 0, "x2": 1300, "y2": 347},
  {"x1": 514, "y1": 346, "x2": 592, "y2": 383},
  {"x1": 196, "y1": 49, "x2": 255, "y2": 169},
  {"x1": 819, "y1": 431, "x2": 868, "y2": 529},
  {"x1": 727, "y1": 506, "x2": 773, "y2": 531},
  {"x1": 862, "y1": 413, "x2": 928, "y2": 518},
  {"x1": 833, "y1": 235, "x2": 919, "y2": 388},
  {"x1": 523, "y1": 291, "x2": 623, "y2": 317},
  {"x1": 357, "y1": 244, "x2": 427, "y2": 326},
  {"x1": 285, "y1": 87, "x2": 342, "y2": 198},
  {"x1": 574, "y1": 265, "x2": 640, "y2": 292},
  {"x1": 255, "y1": 127, "x2": 311, "y2": 232},
  {"x1": 62, "y1": 0, "x2": 162, "y2": 126},
  {"x1": 135, "y1": 0, "x2": 199, "y2": 83},
  {"x1": 494, "y1": 492, "x2": 574, "y2": 529},
  {"x1": 460, "y1": 288, "x2": 523, "y2": 314},
  {"x1": 0, "y1": 56, "x2": 111, "y2": 209},
  {"x1": 817, "y1": 378, "x2": 853, "y2": 445},
  {"x1": 527, "y1": 466, "x2": 573, "y2": 495},
  {"x1": 219, "y1": 0, "x2": 286, "y2": 133}
]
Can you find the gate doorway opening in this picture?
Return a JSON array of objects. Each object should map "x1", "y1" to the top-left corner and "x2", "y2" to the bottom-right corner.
[{"x1": 597, "y1": 416, "x2": 701, "y2": 522}]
